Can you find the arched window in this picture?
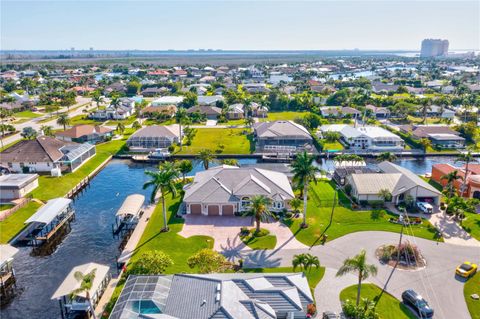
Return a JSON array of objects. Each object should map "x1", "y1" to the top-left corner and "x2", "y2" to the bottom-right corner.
[{"x1": 241, "y1": 196, "x2": 251, "y2": 208}]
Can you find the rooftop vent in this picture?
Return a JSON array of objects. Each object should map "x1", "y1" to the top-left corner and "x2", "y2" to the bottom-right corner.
[{"x1": 215, "y1": 293, "x2": 221, "y2": 303}]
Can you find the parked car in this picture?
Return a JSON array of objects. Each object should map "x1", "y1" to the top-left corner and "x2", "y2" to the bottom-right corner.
[
  {"x1": 417, "y1": 202, "x2": 433, "y2": 214},
  {"x1": 456, "y1": 261, "x2": 478, "y2": 278},
  {"x1": 401, "y1": 289, "x2": 434, "y2": 318}
]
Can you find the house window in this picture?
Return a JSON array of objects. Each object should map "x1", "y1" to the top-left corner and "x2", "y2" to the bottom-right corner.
[
  {"x1": 241, "y1": 196, "x2": 251, "y2": 208},
  {"x1": 275, "y1": 201, "x2": 284, "y2": 209}
]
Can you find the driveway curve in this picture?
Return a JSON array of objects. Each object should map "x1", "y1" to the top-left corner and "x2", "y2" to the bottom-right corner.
[{"x1": 241, "y1": 231, "x2": 480, "y2": 319}]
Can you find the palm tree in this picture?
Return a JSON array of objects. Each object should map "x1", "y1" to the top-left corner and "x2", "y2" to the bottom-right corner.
[
  {"x1": 92, "y1": 91, "x2": 104, "y2": 108},
  {"x1": 116, "y1": 122, "x2": 125, "y2": 135},
  {"x1": 378, "y1": 188, "x2": 392, "y2": 202},
  {"x1": 441, "y1": 170, "x2": 461, "y2": 200},
  {"x1": 143, "y1": 164, "x2": 179, "y2": 231},
  {"x1": 110, "y1": 96, "x2": 121, "y2": 109},
  {"x1": 244, "y1": 116, "x2": 255, "y2": 129},
  {"x1": 336, "y1": 249, "x2": 378, "y2": 306},
  {"x1": 198, "y1": 149, "x2": 215, "y2": 170},
  {"x1": 70, "y1": 268, "x2": 97, "y2": 319},
  {"x1": 56, "y1": 113, "x2": 70, "y2": 131},
  {"x1": 175, "y1": 108, "x2": 188, "y2": 148},
  {"x1": 40, "y1": 125, "x2": 54, "y2": 136},
  {"x1": 376, "y1": 152, "x2": 397, "y2": 162},
  {"x1": 456, "y1": 151, "x2": 476, "y2": 197},
  {"x1": 132, "y1": 120, "x2": 142, "y2": 130},
  {"x1": 291, "y1": 151, "x2": 320, "y2": 228},
  {"x1": 292, "y1": 253, "x2": 320, "y2": 273},
  {"x1": 419, "y1": 138, "x2": 431, "y2": 153},
  {"x1": 176, "y1": 159, "x2": 193, "y2": 182},
  {"x1": 420, "y1": 98, "x2": 431, "y2": 124},
  {"x1": 243, "y1": 195, "x2": 273, "y2": 233}
]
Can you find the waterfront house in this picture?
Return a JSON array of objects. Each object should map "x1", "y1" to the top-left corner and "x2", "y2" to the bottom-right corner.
[
  {"x1": 183, "y1": 165, "x2": 294, "y2": 216},
  {"x1": 126, "y1": 125, "x2": 180, "y2": 152},
  {"x1": 226, "y1": 103, "x2": 245, "y2": 119},
  {"x1": 319, "y1": 124, "x2": 404, "y2": 152},
  {"x1": 0, "y1": 174, "x2": 39, "y2": 200},
  {"x1": 0, "y1": 136, "x2": 96, "y2": 173},
  {"x1": 52, "y1": 262, "x2": 111, "y2": 319},
  {"x1": 398, "y1": 125, "x2": 465, "y2": 149},
  {"x1": 346, "y1": 161, "x2": 441, "y2": 205},
  {"x1": 55, "y1": 125, "x2": 113, "y2": 144},
  {"x1": 431, "y1": 163, "x2": 480, "y2": 199},
  {"x1": 371, "y1": 81, "x2": 399, "y2": 94},
  {"x1": 253, "y1": 120, "x2": 313, "y2": 153},
  {"x1": 109, "y1": 272, "x2": 313, "y2": 319}
]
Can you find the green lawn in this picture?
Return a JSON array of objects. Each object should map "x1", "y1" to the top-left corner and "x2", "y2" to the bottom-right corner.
[
  {"x1": 285, "y1": 180, "x2": 440, "y2": 246},
  {"x1": 241, "y1": 231, "x2": 277, "y2": 250},
  {"x1": 176, "y1": 128, "x2": 254, "y2": 154},
  {"x1": 465, "y1": 271, "x2": 480, "y2": 319},
  {"x1": 340, "y1": 284, "x2": 417, "y2": 319},
  {"x1": 14, "y1": 110, "x2": 42, "y2": 118},
  {"x1": 264, "y1": 111, "x2": 312, "y2": 122},
  {"x1": 322, "y1": 141, "x2": 344, "y2": 151},
  {"x1": 462, "y1": 212, "x2": 480, "y2": 241},
  {"x1": 105, "y1": 116, "x2": 137, "y2": 126},
  {"x1": 224, "y1": 119, "x2": 246, "y2": 126},
  {"x1": 69, "y1": 114, "x2": 103, "y2": 126},
  {"x1": 244, "y1": 266, "x2": 325, "y2": 293},
  {"x1": 143, "y1": 118, "x2": 176, "y2": 126},
  {"x1": 31, "y1": 139, "x2": 127, "y2": 201},
  {"x1": 128, "y1": 191, "x2": 214, "y2": 274},
  {"x1": 0, "y1": 201, "x2": 42, "y2": 244}
]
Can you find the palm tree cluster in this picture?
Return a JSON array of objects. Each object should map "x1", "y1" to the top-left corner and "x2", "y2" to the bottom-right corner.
[{"x1": 292, "y1": 253, "x2": 320, "y2": 273}]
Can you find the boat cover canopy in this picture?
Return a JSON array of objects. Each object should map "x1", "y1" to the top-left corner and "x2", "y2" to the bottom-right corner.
[
  {"x1": 116, "y1": 194, "x2": 145, "y2": 217},
  {"x1": 0, "y1": 244, "x2": 19, "y2": 267},
  {"x1": 51, "y1": 262, "x2": 110, "y2": 299},
  {"x1": 25, "y1": 198, "x2": 72, "y2": 225}
]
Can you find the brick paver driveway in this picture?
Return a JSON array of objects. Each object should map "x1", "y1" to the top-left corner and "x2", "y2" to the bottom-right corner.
[{"x1": 179, "y1": 215, "x2": 308, "y2": 259}]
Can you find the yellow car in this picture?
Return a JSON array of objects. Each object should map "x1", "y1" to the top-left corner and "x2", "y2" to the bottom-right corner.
[{"x1": 456, "y1": 261, "x2": 478, "y2": 278}]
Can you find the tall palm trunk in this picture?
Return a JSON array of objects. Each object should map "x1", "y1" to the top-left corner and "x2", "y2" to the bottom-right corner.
[
  {"x1": 356, "y1": 273, "x2": 362, "y2": 306},
  {"x1": 179, "y1": 123, "x2": 183, "y2": 149},
  {"x1": 255, "y1": 215, "x2": 261, "y2": 233},
  {"x1": 302, "y1": 182, "x2": 308, "y2": 227},
  {"x1": 161, "y1": 189, "x2": 168, "y2": 231},
  {"x1": 462, "y1": 160, "x2": 470, "y2": 197},
  {"x1": 87, "y1": 292, "x2": 97, "y2": 319}
]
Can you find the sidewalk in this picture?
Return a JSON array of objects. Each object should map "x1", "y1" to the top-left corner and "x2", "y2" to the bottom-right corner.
[
  {"x1": 94, "y1": 203, "x2": 156, "y2": 317},
  {"x1": 428, "y1": 212, "x2": 480, "y2": 247}
]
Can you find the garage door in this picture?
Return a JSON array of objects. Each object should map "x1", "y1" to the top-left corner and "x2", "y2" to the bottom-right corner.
[
  {"x1": 208, "y1": 205, "x2": 220, "y2": 216},
  {"x1": 190, "y1": 204, "x2": 202, "y2": 215},
  {"x1": 222, "y1": 205, "x2": 234, "y2": 216}
]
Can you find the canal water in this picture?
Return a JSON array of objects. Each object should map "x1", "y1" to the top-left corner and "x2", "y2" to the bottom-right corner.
[{"x1": 1, "y1": 156, "x2": 455, "y2": 318}]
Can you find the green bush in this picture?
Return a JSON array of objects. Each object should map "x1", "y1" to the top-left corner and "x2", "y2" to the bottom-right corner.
[{"x1": 252, "y1": 228, "x2": 270, "y2": 237}]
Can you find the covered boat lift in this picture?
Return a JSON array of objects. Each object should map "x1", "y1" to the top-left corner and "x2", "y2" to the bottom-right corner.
[
  {"x1": 52, "y1": 262, "x2": 111, "y2": 319},
  {"x1": 112, "y1": 194, "x2": 145, "y2": 235},
  {"x1": 20, "y1": 198, "x2": 75, "y2": 252},
  {"x1": 0, "y1": 245, "x2": 19, "y2": 305}
]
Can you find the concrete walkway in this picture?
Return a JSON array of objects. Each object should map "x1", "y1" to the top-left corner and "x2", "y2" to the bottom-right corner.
[
  {"x1": 428, "y1": 212, "x2": 480, "y2": 247},
  {"x1": 178, "y1": 215, "x2": 308, "y2": 260},
  {"x1": 386, "y1": 203, "x2": 480, "y2": 247},
  {"x1": 314, "y1": 268, "x2": 360, "y2": 314},
  {"x1": 94, "y1": 204, "x2": 156, "y2": 317}
]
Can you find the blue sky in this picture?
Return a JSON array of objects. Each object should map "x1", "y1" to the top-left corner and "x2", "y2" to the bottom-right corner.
[{"x1": 1, "y1": 1, "x2": 478, "y2": 50}]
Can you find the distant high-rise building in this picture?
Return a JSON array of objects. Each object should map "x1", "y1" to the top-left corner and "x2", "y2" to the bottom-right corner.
[{"x1": 420, "y1": 39, "x2": 449, "y2": 57}]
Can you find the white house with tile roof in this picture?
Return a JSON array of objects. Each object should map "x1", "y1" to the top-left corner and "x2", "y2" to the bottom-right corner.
[{"x1": 183, "y1": 166, "x2": 295, "y2": 216}]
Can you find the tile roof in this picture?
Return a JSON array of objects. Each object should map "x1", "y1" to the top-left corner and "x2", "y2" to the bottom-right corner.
[
  {"x1": 183, "y1": 166, "x2": 294, "y2": 204},
  {"x1": 56, "y1": 125, "x2": 113, "y2": 139},
  {"x1": 0, "y1": 136, "x2": 73, "y2": 163},
  {"x1": 253, "y1": 121, "x2": 311, "y2": 139}
]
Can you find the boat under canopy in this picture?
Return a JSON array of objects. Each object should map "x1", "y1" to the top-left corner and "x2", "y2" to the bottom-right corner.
[
  {"x1": 25, "y1": 198, "x2": 72, "y2": 225},
  {"x1": 115, "y1": 194, "x2": 145, "y2": 219}
]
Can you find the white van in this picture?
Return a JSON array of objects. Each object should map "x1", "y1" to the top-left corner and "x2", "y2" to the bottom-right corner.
[{"x1": 416, "y1": 202, "x2": 434, "y2": 214}]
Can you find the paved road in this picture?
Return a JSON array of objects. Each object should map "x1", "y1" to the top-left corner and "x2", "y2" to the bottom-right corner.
[
  {"x1": 240, "y1": 231, "x2": 480, "y2": 319},
  {"x1": 2, "y1": 97, "x2": 93, "y2": 146}
]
